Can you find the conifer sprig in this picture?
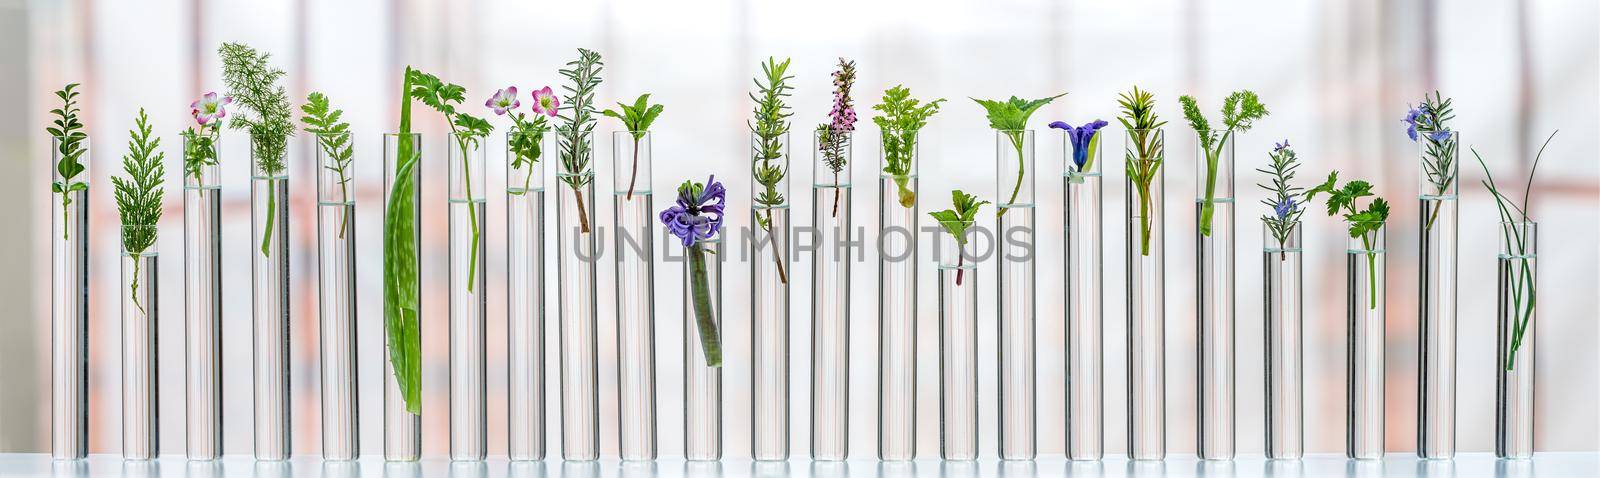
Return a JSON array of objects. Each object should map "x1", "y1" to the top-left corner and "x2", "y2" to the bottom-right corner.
[{"x1": 113, "y1": 110, "x2": 165, "y2": 316}]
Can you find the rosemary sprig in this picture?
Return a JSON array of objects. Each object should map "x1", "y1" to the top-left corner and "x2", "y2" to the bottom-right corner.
[
  {"x1": 301, "y1": 92, "x2": 355, "y2": 237},
  {"x1": 1409, "y1": 92, "x2": 1458, "y2": 233},
  {"x1": 1256, "y1": 141, "x2": 1305, "y2": 257},
  {"x1": 1306, "y1": 172, "x2": 1390, "y2": 309},
  {"x1": 408, "y1": 68, "x2": 493, "y2": 293},
  {"x1": 929, "y1": 189, "x2": 988, "y2": 285},
  {"x1": 972, "y1": 92, "x2": 1066, "y2": 215},
  {"x1": 602, "y1": 93, "x2": 664, "y2": 200},
  {"x1": 1472, "y1": 131, "x2": 1555, "y2": 371},
  {"x1": 558, "y1": 48, "x2": 604, "y2": 233},
  {"x1": 384, "y1": 67, "x2": 423, "y2": 415},
  {"x1": 1180, "y1": 90, "x2": 1268, "y2": 236},
  {"x1": 47, "y1": 83, "x2": 88, "y2": 241},
  {"x1": 219, "y1": 42, "x2": 294, "y2": 257},
  {"x1": 1119, "y1": 87, "x2": 1168, "y2": 255},
  {"x1": 113, "y1": 109, "x2": 165, "y2": 315},
  {"x1": 750, "y1": 57, "x2": 794, "y2": 284},
  {"x1": 872, "y1": 85, "x2": 944, "y2": 209}
]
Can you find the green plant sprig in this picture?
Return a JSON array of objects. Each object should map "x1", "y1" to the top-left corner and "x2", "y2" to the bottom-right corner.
[
  {"x1": 181, "y1": 122, "x2": 222, "y2": 183},
  {"x1": 972, "y1": 93, "x2": 1066, "y2": 216},
  {"x1": 1119, "y1": 87, "x2": 1168, "y2": 255},
  {"x1": 1180, "y1": 91, "x2": 1268, "y2": 236},
  {"x1": 1416, "y1": 92, "x2": 1458, "y2": 233},
  {"x1": 408, "y1": 69, "x2": 493, "y2": 293},
  {"x1": 384, "y1": 68, "x2": 424, "y2": 415},
  {"x1": 300, "y1": 92, "x2": 355, "y2": 237},
  {"x1": 113, "y1": 109, "x2": 165, "y2": 315},
  {"x1": 47, "y1": 83, "x2": 88, "y2": 241},
  {"x1": 506, "y1": 109, "x2": 550, "y2": 195},
  {"x1": 1472, "y1": 131, "x2": 1555, "y2": 371},
  {"x1": 1256, "y1": 142, "x2": 1305, "y2": 256},
  {"x1": 817, "y1": 58, "x2": 856, "y2": 218},
  {"x1": 219, "y1": 42, "x2": 295, "y2": 257},
  {"x1": 750, "y1": 57, "x2": 794, "y2": 284},
  {"x1": 602, "y1": 93, "x2": 664, "y2": 200},
  {"x1": 873, "y1": 85, "x2": 944, "y2": 209},
  {"x1": 557, "y1": 49, "x2": 604, "y2": 233},
  {"x1": 1305, "y1": 172, "x2": 1390, "y2": 309},
  {"x1": 930, "y1": 189, "x2": 989, "y2": 286}
]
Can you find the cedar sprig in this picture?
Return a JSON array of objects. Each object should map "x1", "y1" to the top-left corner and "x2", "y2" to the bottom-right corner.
[{"x1": 113, "y1": 109, "x2": 165, "y2": 315}]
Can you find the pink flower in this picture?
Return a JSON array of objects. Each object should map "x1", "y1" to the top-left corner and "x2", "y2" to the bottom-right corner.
[
  {"x1": 529, "y1": 86, "x2": 559, "y2": 118},
  {"x1": 486, "y1": 86, "x2": 520, "y2": 115},
  {"x1": 190, "y1": 92, "x2": 232, "y2": 126}
]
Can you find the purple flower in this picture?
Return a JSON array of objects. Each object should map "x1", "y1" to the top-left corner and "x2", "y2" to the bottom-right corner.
[
  {"x1": 660, "y1": 176, "x2": 726, "y2": 247},
  {"x1": 486, "y1": 86, "x2": 520, "y2": 115},
  {"x1": 1274, "y1": 139, "x2": 1291, "y2": 152},
  {"x1": 1049, "y1": 119, "x2": 1109, "y2": 170},
  {"x1": 1274, "y1": 196, "x2": 1296, "y2": 221},
  {"x1": 190, "y1": 92, "x2": 232, "y2": 126},
  {"x1": 1427, "y1": 130, "x2": 1452, "y2": 142},
  {"x1": 529, "y1": 86, "x2": 559, "y2": 118},
  {"x1": 1403, "y1": 105, "x2": 1424, "y2": 141}
]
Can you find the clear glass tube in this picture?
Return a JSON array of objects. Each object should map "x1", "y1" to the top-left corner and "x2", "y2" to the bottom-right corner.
[
  {"x1": 448, "y1": 133, "x2": 488, "y2": 461},
  {"x1": 937, "y1": 226, "x2": 979, "y2": 461},
  {"x1": 812, "y1": 128, "x2": 852, "y2": 461},
  {"x1": 1064, "y1": 133, "x2": 1103, "y2": 461},
  {"x1": 1264, "y1": 222, "x2": 1304, "y2": 460},
  {"x1": 250, "y1": 134, "x2": 291, "y2": 461},
  {"x1": 314, "y1": 132, "x2": 360, "y2": 460},
  {"x1": 1497, "y1": 221, "x2": 1537, "y2": 459},
  {"x1": 1196, "y1": 134, "x2": 1236, "y2": 460},
  {"x1": 507, "y1": 131, "x2": 548, "y2": 461},
  {"x1": 1346, "y1": 226, "x2": 1386, "y2": 460},
  {"x1": 1125, "y1": 128, "x2": 1166, "y2": 460},
  {"x1": 1418, "y1": 131, "x2": 1459, "y2": 459},
  {"x1": 121, "y1": 231, "x2": 158, "y2": 461},
  {"x1": 613, "y1": 130, "x2": 658, "y2": 461},
  {"x1": 557, "y1": 147, "x2": 600, "y2": 461},
  {"x1": 684, "y1": 238, "x2": 724, "y2": 461},
  {"x1": 182, "y1": 133, "x2": 222, "y2": 460},
  {"x1": 382, "y1": 133, "x2": 422, "y2": 461},
  {"x1": 51, "y1": 136, "x2": 91, "y2": 461},
  {"x1": 877, "y1": 129, "x2": 918, "y2": 461},
  {"x1": 750, "y1": 131, "x2": 791, "y2": 461},
  {"x1": 995, "y1": 129, "x2": 1036, "y2": 460}
]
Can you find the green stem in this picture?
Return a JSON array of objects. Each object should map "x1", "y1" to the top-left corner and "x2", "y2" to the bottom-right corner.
[
  {"x1": 60, "y1": 189, "x2": 71, "y2": 241},
  {"x1": 261, "y1": 188, "x2": 276, "y2": 257},
  {"x1": 337, "y1": 165, "x2": 351, "y2": 239},
  {"x1": 1199, "y1": 148, "x2": 1220, "y2": 237},
  {"x1": 688, "y1": 245, "x2": 721, "y2": 367},
  {"x1": 999, "y1": 135, "x2": 1026, "y2": 216},
  {"x1": 130, "y1": 254, "x2": 147, "y2": 316},
  {"x1": 764, "y1": 210, "x2": 789, "y2": 284},
  {"x1": 457, "y1": 136, "x2": 482, "y2": 293},
  {"x1": 1363, "y1": 234, "x2": 1379, "y2": 310},
  {"x1": 626, "y1": 137, "x2": 641, "y2": 200},
  {"x1": 1138, "y1": 184, "x2": 1153, "y2": 256}
]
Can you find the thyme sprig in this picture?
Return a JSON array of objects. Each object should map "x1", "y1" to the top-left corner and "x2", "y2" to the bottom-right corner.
[
  {"x1": 1180, "y1": 91, "x2": 1269, "y2": 236},
  {"x1": 47, "y1": 83, "x2": 88, "y2": 241},
  {"x1": 408, "y1": 69, "x2": 493, "y2": 293},
  {"x1": 1472, "y1": 131, "x2": 1555, "y2": 371},
  {"x1": 113, "y1": 109, "x2": 165, "y2": 315},
  {"x1": 1256, "y1": 141, "x2": 1305, "y2": 256},
  {"x1": 602, "y1": 93, "x2": 664, "y2": 200},
  {"x1": 750, "y1": 57, "x2": 794, "y2": 284},
  {"x1": 558, "y1": 48, "x2": 604, "y2": 233},
  {"x1": 300, "y1": 92, "x2": 355, "y2": 237},
  {"x1": 873, "y1": 86, "x2": 944, "y2": 209},
  {"x1": 1306, "y1": 172, "x2": 1390, "y2": 309},
  {"x1": 972, "y1": 92, "x2": 1066, "y2": 215},
  {"x1": 219, "y1": 42, "x2": 294, "y2": 257},
  {"x1": 1119, "y1": 87, "x2": 1168, "y2": 255}
]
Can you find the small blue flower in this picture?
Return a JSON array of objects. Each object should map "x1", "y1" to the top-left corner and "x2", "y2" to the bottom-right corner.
[
  {"x1": 659, "y1": 176, "x2": 726, "y2": 248},
  {"x1": 1427, "y1": 130, "x2": 1452, "y2": 142},
  {"x1": 1403, "y1": 105, "x2": 1424, "y2": 141},
  {"x1": 1273, "y1": 196, "x2": 1296, "y2": 221},
  {"x1": 1274, "y1": 140, "x2": 1291, "y2": 152},
  {"x1": 1048, "y1": 119, "x2": 1109, "y2": 170}
]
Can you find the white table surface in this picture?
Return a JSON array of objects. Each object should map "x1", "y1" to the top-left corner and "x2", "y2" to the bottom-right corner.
[{"x1": 0, "y1": 453, "x2": 1593, "y2": 477}]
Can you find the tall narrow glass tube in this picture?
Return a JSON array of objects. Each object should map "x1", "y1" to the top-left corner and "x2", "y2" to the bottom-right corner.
[
  {"x1": 50, "y1": 136, "x2": 90, "y2": 461},
  {"x1": 1417, "y1": 131, "x2": 1459, "y2": 459},
  {"x1": 121, "y1": 231, "x2": 158, "y2": 461},
  {"x1": 1125, "y1": 128, "x2": 1166, "y2": 460},
  {"x1": 750, "y1": 131, "x2": 791, "y2": 461},
  {"x1": 507, "y1": 131, "x2": 548, "y2": 461},
  {"x1": 250, "y1": 134, "x2": 291, "y2": 461},
  {"x1": 317, "y1": 132, "x2": 360, "y2": 461},
  {"x1": 1196, "y1": 135, "x2": 1236, "y2": 460},
  {"x1": 1264, "y1": 222, "x2": 1304, "y2": 460},
  {"x1": 448, "y1": 133, "x2": 488, "y2": 461},
  {"x1": 382, "y1": 133, "x2": 422, "y2": 461},
  {"x1": 1346, "y1": 226, "x2": 1386, "y2": 460},
  {"x1": 877, "y1": 130, "x2": 918, "y2": 461},
  {"x1": 937, "y1": 224, "x2": 978, "y2": 461},
  {"x1": 995, "y1": 129, "x2": 1037, "y2": 460},
  {"x1": 557, "y1": 132, "x2": 600, "y2": 461},
  {"x1": 1496, "y1": 221, "x2": 1537, "y2": 459},
  {"x1": 614, "y1": 130, "x2": 658, "y2": 461},
  {"x1": 685, "y1": 238, "x2": 724, "y2": 461},
  {"x1": 182, "y1": 133, "x2": 222, "y2": 460},
  {"x1": 1064, "y1": 132, "x2": 1103, "y2": 461},
  {"x1": 812, "y1": 129, "x2": 852, "y2": 461}
]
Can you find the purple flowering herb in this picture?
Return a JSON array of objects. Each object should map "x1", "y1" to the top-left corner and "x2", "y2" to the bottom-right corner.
[
  {"x1": 1409, "y1": 92, "x2": 1457, "y2": 231},
  {"x1": 1049, "y1": 119, "x2": 1109, "y2": 173},
  {"x1": 1259, "y1": 140, "x2": 1305, "y2": 256},
  {"x1": 661, "y1": 176, "x2": 727, "y2": 366},
  {"x1": 818, "y1": 58, "x2": 857, "y2": 217}
]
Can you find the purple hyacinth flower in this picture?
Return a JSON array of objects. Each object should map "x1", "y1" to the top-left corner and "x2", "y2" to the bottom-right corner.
[
  {"x1": 1049, "y1": 119, "x2": 1109, "y2": 169},
  {"x1": 660, "y1": 175, "x2": 726, "y2": 248}
]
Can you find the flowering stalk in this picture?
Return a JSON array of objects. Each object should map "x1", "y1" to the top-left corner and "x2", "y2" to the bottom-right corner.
[
  {"x1": 1180, "y1": 91, "x2": 1269, "y2": 236},
  {"x1": 662, "y1": 177, "x2": 727, "y2": 366},
  {"x1": 1306, "y1": 172, "x2": 1389, "y2": 309},
  {"x1": 817, "y1": 58, "x2": 857, "y2": 217},
  {"x1": 602, "y1": 93, "x2": 664, "y2": 200},
  {"x1": 1472, "y1": 132, "x2": 1555, "y2": 370},
  {"x1": 490, "y1": 86, "x2": 557, "y2": 194},
  {"x1": 1257, "y1": 140, "x2": 1305, "y2": 259},
  {"x1": 973, "y1": 93, "x2": 1066, "y2": 215},
  {"x1": 1119, "y1": 87, "x2": 1168, "y2": 255}
]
